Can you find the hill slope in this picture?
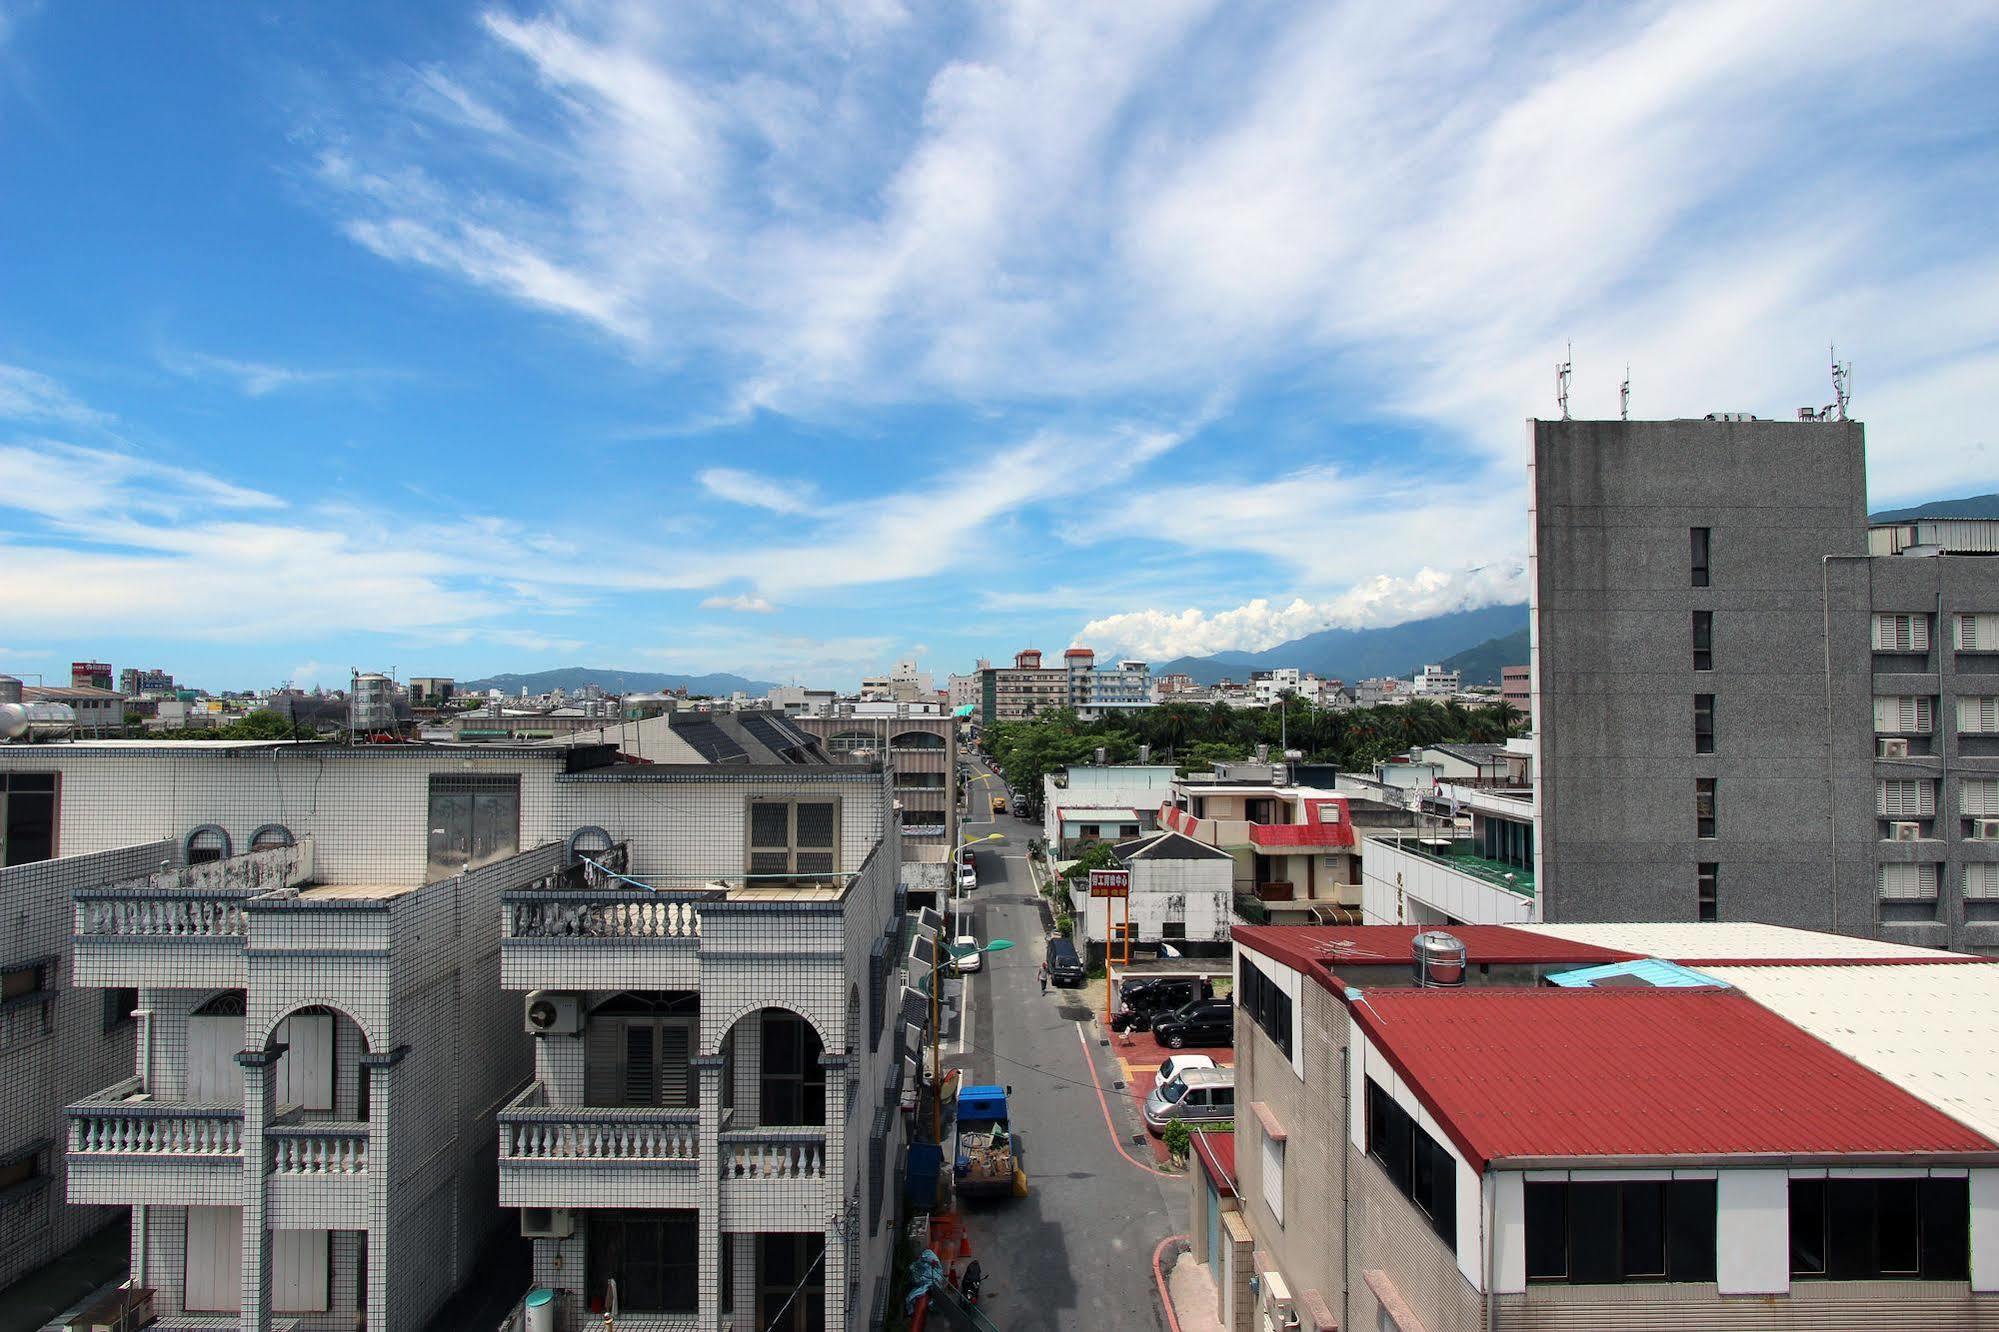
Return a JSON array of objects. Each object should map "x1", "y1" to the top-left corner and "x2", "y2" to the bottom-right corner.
[
  {"x1": 1153, "y1": 603, "x2": 1528, "y2": 686},
  {"x1": 1869, "y1": 493, "x2": 1999, "y2": 523},
  {"x1": 1436, "y1": 626, "x2": 1531, "y2": 686},
  {"x1": 459, "y1": 667, "x2": 779, "y2": 697}
]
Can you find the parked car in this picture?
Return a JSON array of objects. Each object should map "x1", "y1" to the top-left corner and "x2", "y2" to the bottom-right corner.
[
  {"x1": 1011, "y1": 795, "x2": 1030, "y2": 817},
  {"x1": 951, "y1": 936, "x2": 983, "y2": 973},
  {"x1": 1045, "y1": 935, "x2": 1086, "y2": 987},
  {"x1": 1111, "y1": 977, "x2": 1212, "y2": 1032},
  {"x1": 959, "y1": 864, "x2": 977, "y2": 891},
  {"x1": 1154, "y1": 1053, "x2": 1216, "y2": 1088},
  {"x1": 1151, "y1": 998, "x2": 1235, "y2": 1050},
  {"x1": 1143, "y1": 1067, "x2": 1235, "y2": 1135}
]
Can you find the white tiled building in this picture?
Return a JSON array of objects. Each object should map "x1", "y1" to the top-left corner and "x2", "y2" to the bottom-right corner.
[{"x1": 0, "y1": 739, "x2": 906, "y2": 1332}]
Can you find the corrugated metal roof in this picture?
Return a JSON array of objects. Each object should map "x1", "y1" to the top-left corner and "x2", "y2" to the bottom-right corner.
[
  {"x1": 1061, "y1": 807, "x2": 1143, "y2": 821},
  {"x1": 1351, "y1": 987, "x2": 1996, "y2": 1169},
  {"x1": 1233, "y1": 924, "x2": 1635, "y2": 983},
  {"x1": 1702, "y1": 963, "x2": 1999, "y2": 1145},
  {"x1": 1520, "y1": 921, "x2": 1971, "y2": 963},
  {"x1": 1191, "y1": 1129, "x2": 1237, "y2": 1196}
]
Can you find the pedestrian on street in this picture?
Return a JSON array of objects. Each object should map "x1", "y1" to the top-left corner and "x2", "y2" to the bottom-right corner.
[{"x1": 1037, "y1": 962, "x2": 1048, "y2": 994}]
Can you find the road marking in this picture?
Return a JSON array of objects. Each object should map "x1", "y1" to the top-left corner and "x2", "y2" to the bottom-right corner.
[
  {"x1": 1074, "y1": 1022, "x2": 1171, "y2": 1178},
  {"x1": 957, "y1": 967, "x2": 973, "y2": 1055}
]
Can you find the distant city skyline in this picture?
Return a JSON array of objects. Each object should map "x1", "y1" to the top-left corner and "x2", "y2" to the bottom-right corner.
[{"x1": 3, "y1": 2, "x2": 1996, "y2": 690}]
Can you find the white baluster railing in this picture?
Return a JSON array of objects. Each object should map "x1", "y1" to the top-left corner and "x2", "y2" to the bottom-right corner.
[
  {"x1": 267, "y1": 1125, "x2": 369, "y2": 1175},
  {"x1": 498, "y1": 1086, "x2": 700, "y2": 1162},
  {"x1": 68, "y1": 1103, "x2": 243, "y2": 1157},
  {"x1": 724, "y1": 1132, "x2": 827, "y2": 1179}
]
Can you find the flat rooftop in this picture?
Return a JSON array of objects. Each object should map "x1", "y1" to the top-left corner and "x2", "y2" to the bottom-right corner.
[{"x1": 293, "y1": 882, "x2": 427, "y2": 902}]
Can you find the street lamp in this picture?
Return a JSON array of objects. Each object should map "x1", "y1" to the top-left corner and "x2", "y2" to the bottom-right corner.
[
  {"x1": 930, "y1": 937, "x2": 1013, "y2": 1145},
  {"x1": 932, "y1": 831, "x2": 1006, "y2": 1139}
]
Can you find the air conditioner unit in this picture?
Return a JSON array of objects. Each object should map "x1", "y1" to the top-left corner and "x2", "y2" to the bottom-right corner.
[
  {"x1": 1891, "y1": 822, "x2": 1923, "y2": 842},
  {"x1": 524, "y1": 990, "x2": 581, "y2": 1036},
  {"x1": 1879, "y1": 737, "x2": 1910, "y2": 759},
  {"x1": 1977, "y1": 819, "x2": 1999, "y2": 841},
  {"x1": 520, "y1": 1207, "x2": 574, "y2": 1239},
  {"x1": 1258, "y1": 1266, "x2": 1300, "y2": 1332}
]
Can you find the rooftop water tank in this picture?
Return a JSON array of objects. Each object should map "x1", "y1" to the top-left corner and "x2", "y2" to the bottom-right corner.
[
  {"x1": 0, "y1": 675, "x2": 20, "y2": 705},
  {"x1": 1411, "y1": 931, "x2": 1468, "y2": 988},
  {"x1": 0, "y1": 701, "x2": 76, "y2": 742}
]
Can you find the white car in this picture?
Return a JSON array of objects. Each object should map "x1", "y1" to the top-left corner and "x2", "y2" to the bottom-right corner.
[
  {"x1": 951, "y1": 936, "x2": 983, "y2": 972},
  {"x1": 1155, "y1": 1053, "x2": 1216, "y2": 1088},
  {"x1": 959, "y1": 865, "x2": 977, "y2": 890}
]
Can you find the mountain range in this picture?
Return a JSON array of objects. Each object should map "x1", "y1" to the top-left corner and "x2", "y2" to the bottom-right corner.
[
  {"x1": 1869, "y1": 493, "x2": 1999, "y2": 523},
  {"x1": 1153, "y1": 603, "x2": 1529, "y2": 687},
  {"x1": 459, "y1": 668, "x2": 780, "y2": 697}
]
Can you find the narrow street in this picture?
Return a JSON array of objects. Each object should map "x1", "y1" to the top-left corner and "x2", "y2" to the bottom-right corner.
[{"x1": 938, "y1": 758, "x2": 1185, "y2": 1331}]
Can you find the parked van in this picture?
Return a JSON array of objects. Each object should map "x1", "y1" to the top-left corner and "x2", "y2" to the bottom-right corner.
[
  {"x1": 1045, "y1": 935, "x2": 1086, "y2": 987},
  {"x1": 1143, "y1": 1066, "x2": 1236, "y2": 1135}
]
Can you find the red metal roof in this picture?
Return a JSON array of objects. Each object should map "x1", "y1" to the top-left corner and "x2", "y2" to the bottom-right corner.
[
  {"x1": 1062, "y1": 647, "x2": 1095, "y2": 658},
  {"x1": 1191, "y1": 1129, "x2": 1237, "y2": 1196},
  {"x1": 1249, "y1": 821, "x2": 1355, "y2": 850},
  {"x1": 1350, "y1": 987, "x2": 1997, "y2": 1169},
  {"x1": 1233, "y1": 925, "x2": 1637, "y2": 991}
]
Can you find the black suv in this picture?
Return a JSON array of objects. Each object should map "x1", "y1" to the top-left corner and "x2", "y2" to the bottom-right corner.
[
  {"x1": 1151, "y1": 998, "x2": 1234, "y2": 1050},
  {"x1": 1045, "y1": 936, "x2": 1087, "y2": 988},
  {"x1": 1110, "y1": 977, "x2": 1211, "y2": 1032}
]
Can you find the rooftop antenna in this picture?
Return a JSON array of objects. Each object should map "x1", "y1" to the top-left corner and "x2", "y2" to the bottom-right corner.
[
  {"x1": 1619, "y1": 364, "x2": 1630, "y2": 421},
  {"x1": 1830, "y1": 343, "x2": 1852, "y2": 421},
  {"x1": 1556, "y1": 343, "x2": 1572, "y2": 420}
]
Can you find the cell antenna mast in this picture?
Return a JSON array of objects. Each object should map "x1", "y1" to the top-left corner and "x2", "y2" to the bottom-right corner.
[
  {"x1": 1556, "y1": 342, "x2": 1572, "y2": 420},
  {"x1": 1830, "y1": 344, "x2": 1852, "y2": 421},
  {"x1": 1620, "y1": 363, "x2": 1631, "y2": 421}
]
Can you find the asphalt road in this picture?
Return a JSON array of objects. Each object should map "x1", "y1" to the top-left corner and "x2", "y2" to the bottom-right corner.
[{"x1": 942, "y1": 759, "x2": 1185, "y2": 1331}]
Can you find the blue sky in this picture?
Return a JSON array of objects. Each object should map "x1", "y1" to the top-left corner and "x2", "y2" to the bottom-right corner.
[{"x1": 2, "y1": 1, "x2": 1996, "y2": 692}]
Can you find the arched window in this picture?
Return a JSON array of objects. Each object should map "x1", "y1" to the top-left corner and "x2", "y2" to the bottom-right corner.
[
  {"x1": 249, "y1": 823, "x2": 294, "y2": 852},
  {"x1": 586, "y1": 992, "x2": 699, "y2": 1108},
  {"x1": 193, "y1": 989, "x2": 247, "y2": 1016},
  {"x1": 825, "y1": 732, "x2": 876, "y2": 756},
  {"x1": 184, "y1": 825, "x2": 231, "y2": 865},
  {"x1": 567, "y1": 825, "x2": 615, "y2": 866},
  {"x1": 891, "y1": 731, "x2": 945, "y2": 750}
]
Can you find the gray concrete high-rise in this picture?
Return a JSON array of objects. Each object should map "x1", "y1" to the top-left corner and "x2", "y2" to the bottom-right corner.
[{"x1": 1530, "y1": 416, "x2": 1999, "y2": 950}]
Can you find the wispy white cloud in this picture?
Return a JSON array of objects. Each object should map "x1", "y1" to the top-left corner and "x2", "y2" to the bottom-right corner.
[
  {"x1": 305, "y1": 0, "x2": 1999, "y2": 507},
  {"x1": 0, "y1": 362, "x2": 114, "y2": 427},
  {"x1": 697, "y1": 467, "x2": 812, "y2": 514},
  {"x1": 155, "y1": 346, "x2": 400, "y2": 397},
  {"x1": 700, "y1": 593, "x2": 778, "y2": 613},
  {"x1": 1078, "y1": 564, "x2": 1527, "y2": 660}
]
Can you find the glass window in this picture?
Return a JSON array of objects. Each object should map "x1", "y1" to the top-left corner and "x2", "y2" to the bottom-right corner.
[
  {"x1": 426, "y1": 775, "x2": 519, "y2": 879},
  {"x1": 759, "y1": 1012, "x2": 826, "y2": 1126},
  {"x1": 1790, "y1": 1177, "x2": 1967, "y2": 1280},
  {"x1": 1694, "y1": 695, "x2": 1715, "y2": 754},
  {"x1": 1697, "y1": 864, "x2": 1718, "y2": 922},
  {"x1": 748, "y1": 800, "x2": 839, "y2": 882},
  {"x1": 592, "y1": 1211, "x2": 697, "y2": 1314},
  {"x1": 1365, "y1": 1080, "x2": 1454, "y2": 1252},
  {"x1": 0, "y1": 773, "x2": 58, "y2": 866},
  {"x1": 1695, "y1": 779, "x2": 1717, "y2": 839},
  {"x1": 1528, "y1": 1179, "x2": 1715, "y2": 1284},
  {"x1": 1690, "y1": 527, "x2": 1711, "y2": 588},
  {"x1": 1692, "y1": 611, "x2": 1713, "y2": 671}
]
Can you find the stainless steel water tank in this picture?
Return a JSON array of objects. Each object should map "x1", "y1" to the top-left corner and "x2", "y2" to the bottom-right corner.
[{"x1": 1412, "y1": 930, "x2": 1468, "y2": 987}]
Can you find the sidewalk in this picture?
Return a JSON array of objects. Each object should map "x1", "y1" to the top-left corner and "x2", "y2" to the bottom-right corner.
[{"x1": 1158, "y1": 1238, "x2": 1227, "y2": 1332}]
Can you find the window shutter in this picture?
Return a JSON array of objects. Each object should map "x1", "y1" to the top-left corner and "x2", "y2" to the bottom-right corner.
[
  {"x1": 1958, "y1": 614, "x2": 1999, "y2": 650},
  {"x1": 1960, "y1": 698, "x2": 1999, "y2": 735},
  {"x1": 1964, "y1": 780, "x2": 1999, "y2": 819},
  {"x1": 585, "y1": 1018, "x2": 624, "y2": 1106},
  {"x1": 1879, "y1": 781, "x2": 1938, "y2": 818},
  {"x1": 1967, "y1": 863, "x2": 1999, "y2": 901},
  {"x1": 658, "y1": 1024, "x2": 693, "y2": 1107},
  {"x1": 1880, "y1": 863, "x2": 1940, "y2": 900},
  {"x1": 1261, "y1": 1131, "x2": 1285, "y2": 1224},
  {"x1": 623, "y1": 1023, "x2": 658, "y2": 1106}
]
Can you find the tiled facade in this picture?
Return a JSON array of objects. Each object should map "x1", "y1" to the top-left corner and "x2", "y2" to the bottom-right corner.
[
  {"x1": 0, "y1": 741, "x2": 906, "y2": 1331},
  {"x1": 0, "y1": 841, "x2": 159, "y2": 1290}
]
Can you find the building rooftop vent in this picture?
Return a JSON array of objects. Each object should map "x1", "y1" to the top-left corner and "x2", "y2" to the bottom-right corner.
[{"x1": 1412, "y1": 931, "x2": 1468, "y2": 988}]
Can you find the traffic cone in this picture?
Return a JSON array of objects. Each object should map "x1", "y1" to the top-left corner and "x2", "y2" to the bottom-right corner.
[{"x1": 957, "y1": 1234, "x2": 974, "y2": 1262}]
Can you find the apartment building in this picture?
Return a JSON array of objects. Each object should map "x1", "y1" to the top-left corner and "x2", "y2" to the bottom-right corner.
[
  {"x1": 791, "y1": 707, "x2": 957, "y2": 852},
  {"x1": 0, "y1": 842, "x2": 153, "y2": 1293},
  {"x1": 1362, "y1": 781, "x2": 1537, "y2": 927},
  {"x1": 496, "y1": 763, "x2": 902, "y2": 1332},
  {"x1": 1410, "y1": 664, "x2": 1461, "y2": 697},
  {"x1": 0, "y1": 737, "x2": 905, "y2": 1331},
  {"x1": 1063, "y1": 831, "x2": 1233, "y2": 962},
  {"x1": 1061, "y1": 648, "x2": 1154, "y2": 718},
  {"x1": 1159, "y1": 779, "x2": 1405, "y2": 921},
  {"x1": 976, "y1": 650, "x2": 1068, "y2": 724},
  {"x1": 1529, "y1": 417, "x2": 1999, "y2": 948},
  {"x1": 1210, "y1": 920, "x2": 1999, "y2": 1332},
  {"x1": 1499, "y1": 665, "x2": 1529, "y2": 716},
  {"x1": 1040, "y1": 762, "x2": 1177, "y2": 854}
]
